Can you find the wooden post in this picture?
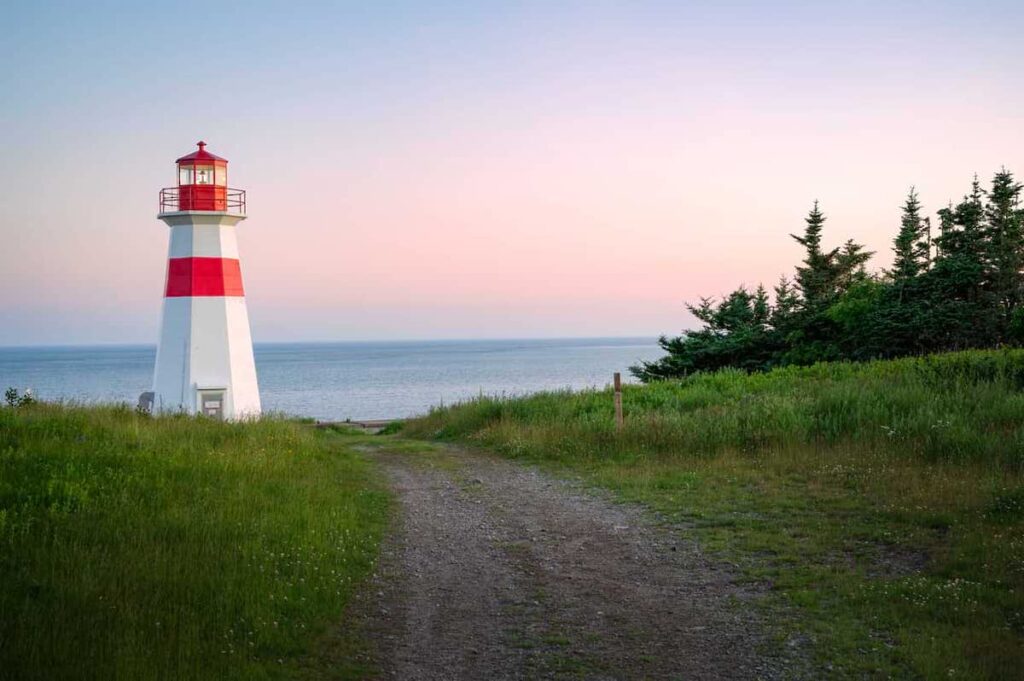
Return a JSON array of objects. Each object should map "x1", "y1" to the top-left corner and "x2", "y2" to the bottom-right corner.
[{"x1": 613, "y1": 372, "x2": 623, "y2": 431}]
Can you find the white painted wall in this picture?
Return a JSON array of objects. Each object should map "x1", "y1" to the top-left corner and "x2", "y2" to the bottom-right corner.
[
  {"x1": 167, "y1": 221, "x2": 240, "y2": 259},
  {"x1": 151, "y1": 211, "x2": 261, "y2": 420}
]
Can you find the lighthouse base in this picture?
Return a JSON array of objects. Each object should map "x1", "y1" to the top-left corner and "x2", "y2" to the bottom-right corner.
[{"x1": 152, "y1": 296, "x2": 261, "y2": 419}]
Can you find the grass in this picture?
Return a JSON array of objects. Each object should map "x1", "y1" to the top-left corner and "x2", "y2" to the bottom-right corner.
[
  {"x1": 403, "y1": 349, "x2": 1024, "y2": 679},
  {"x1": 0, "y1": 403, "x2": 390, "y2": 681}
]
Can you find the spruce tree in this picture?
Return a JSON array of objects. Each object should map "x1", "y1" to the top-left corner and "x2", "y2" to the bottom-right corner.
[
  {"x1": 923, "y1": 176, "x2": 998, "y2": 350},
  {"x1": 752, "y1": 285, "x2": 771, "y2": 328},
  {"x1": 892, "y1": 188, "x2": 926, "y2": 281},
  {"x1": 836, "y1": 239, "x2": 873, "y2": 292},
  {"x1": 935, "y1": 176, "x2": 985, "y2": 265},
  {"x1": 770, "y1": 276, "x2": 799, "y2": 333},
  {"x1": 791, "y1": 201, "x2": 838, "y2": 310},
  {"x1": 983, "y1": 169, "x2": 1024, "y2": 318},
  {"x1": 934, "y1": 202, "x2": 954, "y2": 260}
]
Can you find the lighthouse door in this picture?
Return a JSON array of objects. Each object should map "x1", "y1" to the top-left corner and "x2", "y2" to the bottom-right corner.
[{"x1": 199, "y1": 390, "x2": 225, "y2": 419}]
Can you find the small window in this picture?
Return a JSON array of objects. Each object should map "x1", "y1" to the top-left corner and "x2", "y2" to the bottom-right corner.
[
  {"x1": 195, "y1": 166, "x2": 214, "y2": 185},
  {"x1": 178, "y1": 166, "x2": 193, "y2": 185},
  {"x1": 215, "y1": 166, "x2": 227, "y2": 186},
  {"x1": 200, "y1": 391, "x2": 225, "y2": 419}
]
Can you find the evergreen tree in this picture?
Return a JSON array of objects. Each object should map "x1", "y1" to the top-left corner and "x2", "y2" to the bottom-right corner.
[
  {"x1": 935, "y1": 176, "x2": 985, "y2": 267},
  {"x1": 784, "y1": 204, "x2": 872, "y2": 364},
  {"x1": 836, "y1": 239, "x2": 873, "y2": 292},
  {"x1": 892, "y1": 188, "x2": 927, "y2": 282},
  {"x1": 752, "y1": 284, "x2": 771, "y2": 328},
  {"x1": 791, "y1": 201, "x2": 838, "y2": 310},
  {"x1": 924, "y1": 177, "x2": 997, "y2": 350},
  {"x1": 934, "y1": 202, "x2": 954, "y2": 261},
  {"x1": 983, "y1": 169, "x2": 1024, "y2": 319},
  {"x1": 771, "y1": 276, "x2": 799, "y2": 330},
  {"x1": 631, "y1": 286, "x2": 785, "y2": 379}
]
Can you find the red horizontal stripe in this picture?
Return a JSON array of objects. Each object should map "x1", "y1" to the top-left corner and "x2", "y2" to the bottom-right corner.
[{"x1": 165, "y1": 257, "x2": 244, "y2": 297}]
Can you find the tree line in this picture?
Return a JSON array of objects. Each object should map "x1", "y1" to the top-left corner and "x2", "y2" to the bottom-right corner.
[{"x1": 633, "y1": 169, "x2": 1024, "y2": 381}]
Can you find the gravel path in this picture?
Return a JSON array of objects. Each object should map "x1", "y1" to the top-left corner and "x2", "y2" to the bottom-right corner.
[{"x1": 351, "y1": 442, "x2": 784, "y2": 680}]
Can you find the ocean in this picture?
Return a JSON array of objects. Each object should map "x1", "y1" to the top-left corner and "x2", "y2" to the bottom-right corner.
[{"x1": 0, "y1": 338, "x2": 663, "y2": 421}]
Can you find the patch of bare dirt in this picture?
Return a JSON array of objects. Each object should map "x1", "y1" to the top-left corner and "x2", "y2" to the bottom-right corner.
[{"x1": 349, "y1": 444, "x2": 791, "y2": 680}]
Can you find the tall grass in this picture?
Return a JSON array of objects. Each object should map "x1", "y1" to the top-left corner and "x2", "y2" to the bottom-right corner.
[
  {"x1": 404, "y1": 350, "x2": 1024, "y2": 679},
  {"x1": 0, "y1": 404, "x2": 388, "y2": 681},
  {"x1": 406, "y1": 349, "x2": 1024, "y2": 467}
]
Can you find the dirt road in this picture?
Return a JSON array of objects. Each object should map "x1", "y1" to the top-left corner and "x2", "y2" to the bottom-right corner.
[{"x1": 350, "y1": 442, "x2": 786, "y2": 680}]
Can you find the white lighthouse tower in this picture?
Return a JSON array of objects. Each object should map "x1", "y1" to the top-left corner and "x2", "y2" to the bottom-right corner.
[{"x1": 150, "y1": 142, "x2": 261, "y2": 419}]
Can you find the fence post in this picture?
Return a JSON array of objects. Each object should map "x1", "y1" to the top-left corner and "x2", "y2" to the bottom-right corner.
[{"x1": 613, "y1": 372, "x2": 623, "y2": 431}]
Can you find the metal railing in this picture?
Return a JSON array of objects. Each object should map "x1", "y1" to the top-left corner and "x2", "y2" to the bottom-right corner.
[{"x1": 159, "y1": 187, "x2": 246, "y2": 214}]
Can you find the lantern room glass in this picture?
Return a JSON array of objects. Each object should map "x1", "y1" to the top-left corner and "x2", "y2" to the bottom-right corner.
[
  {"x1": 177, "y1": 163, "x2": 226, "y2": 187},
  {"x1": 194, "y1": 166, "x2": 214, "y2": 185}
]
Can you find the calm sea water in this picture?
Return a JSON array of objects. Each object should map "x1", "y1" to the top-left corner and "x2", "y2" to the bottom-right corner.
[{"x1": 0, "y1": 339, "x2": 662, "y2": 420}]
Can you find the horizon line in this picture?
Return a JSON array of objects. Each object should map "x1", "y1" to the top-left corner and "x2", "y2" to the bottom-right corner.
[{"x1": 0, "y1": 334, "x2": 664, "y2": 351}]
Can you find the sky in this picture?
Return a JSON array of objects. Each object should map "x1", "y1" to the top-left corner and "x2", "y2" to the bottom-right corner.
[{"x1": 1, "y1": 0, "x2": 1022, "y2": 345}]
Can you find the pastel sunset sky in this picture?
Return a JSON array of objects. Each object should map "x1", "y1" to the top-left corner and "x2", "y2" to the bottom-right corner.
[{"x1": 2, "y1": 0, "x2": 1022, "y2": 345}]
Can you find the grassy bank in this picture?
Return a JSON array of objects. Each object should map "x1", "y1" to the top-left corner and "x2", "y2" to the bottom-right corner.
[
  {"x1": 0, "y1": 404, "x2": 389, "y2": 681},
  {"x1": 404, "y1": 350, "x2": 1024, "y2": 679}
]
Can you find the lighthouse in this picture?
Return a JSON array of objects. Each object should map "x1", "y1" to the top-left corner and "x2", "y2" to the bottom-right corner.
[{"x1": 150, "y1": 142, "x2": 261, "y2": 419}]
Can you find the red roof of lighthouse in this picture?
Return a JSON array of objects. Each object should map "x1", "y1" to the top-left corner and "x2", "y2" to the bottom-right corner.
[{"x1": 176, "y1": 141, "x2": 227, "y2": 164}]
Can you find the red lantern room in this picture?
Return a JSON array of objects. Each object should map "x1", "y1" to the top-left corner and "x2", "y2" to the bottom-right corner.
[{"x1": 159, "y1": 141, "x2": 245, "y2": 214}]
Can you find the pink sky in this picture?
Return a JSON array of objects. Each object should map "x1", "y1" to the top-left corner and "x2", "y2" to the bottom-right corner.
[{"x1": 2, "y1": 1, "x2": 1022, "y2": 345}]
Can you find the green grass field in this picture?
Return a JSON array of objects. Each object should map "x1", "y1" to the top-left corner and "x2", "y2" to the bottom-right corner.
[
  {"x1": 403, "y1": 350, "x2": 1024, "y2": 679},
  {"x1": 0, "y1": 405, "x2": 389, "y2": 681}
]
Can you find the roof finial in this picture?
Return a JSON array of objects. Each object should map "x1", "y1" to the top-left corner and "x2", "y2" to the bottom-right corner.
[{"x1": 197, "y1": 140, "x2": 206, "y2": 151}]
